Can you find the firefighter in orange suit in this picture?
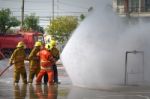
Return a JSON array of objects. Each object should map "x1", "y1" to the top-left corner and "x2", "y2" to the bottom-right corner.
[
  {"x1": 28, "y1": 41, "x2": 42, "y2": 84},
  {"x1": 9, "y1": 41, "x2": 27, "y2": 84},
  {"x1": 36, "y1": 43, "x2": 55, "y2": 85},
  {"x1": 44, "y1": 40, "x2": 60, "y2": 84}
]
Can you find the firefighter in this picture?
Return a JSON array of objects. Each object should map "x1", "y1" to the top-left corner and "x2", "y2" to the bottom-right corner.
[
  {"x1": 9, "y1": 41, "x2": 27, "y2": 84},
  {"x1": 36, "y1": 43, "x2": 55, "y2": 85},
  {"x1": 43, "y1": 40, "x2": 60, "y2": 84},
  {"x1": 51, "y1": 40, "x2": 60, "y2": 84},
  {"x1": 28, "y1": 41, "x2": 42, "y2": 84}
]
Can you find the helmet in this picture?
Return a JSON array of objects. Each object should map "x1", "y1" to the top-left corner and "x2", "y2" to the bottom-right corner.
[
  {"x1": 45, "y1": 43, "x2": 51, "y2": 50},
  {"x1": 50, "y1": 40, "x2": 56, "y2": 46},
  {"x1": 17, "y1": 41, "x2": 25, "y2": 48},
  {"x1": 34, "y1": 41, "x2": 42, "y2": 47}
]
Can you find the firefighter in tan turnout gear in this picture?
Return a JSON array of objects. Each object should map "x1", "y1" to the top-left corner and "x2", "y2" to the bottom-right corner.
[
  {"x1": 50, "y1": 40, "x2": 60, "y2": 84},
  {"x1": 28, "y1": 41, "x2": 42, "y2": 84},
  {"x1": 9, "y1": 41, "x2": 27, "y2": 84}
]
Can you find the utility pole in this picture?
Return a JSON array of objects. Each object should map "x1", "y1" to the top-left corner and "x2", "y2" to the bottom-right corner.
[
  {"x1": 51, "y1": 0, "x2": 55, "y2": 35},
  {"x1": 52, "y1": 0, "x2": 54, "y2": 21},
  {"x1": 57, "y1": 0, "x2": 59, "y2": 16},
  {"x1": 21, "y1": 0, "x2": 25, "y2": 28}
]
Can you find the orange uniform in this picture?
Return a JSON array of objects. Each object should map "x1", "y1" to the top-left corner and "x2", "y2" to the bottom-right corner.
[{"x1": 36, "y1": 49, "x2": 54, "y2": 85}]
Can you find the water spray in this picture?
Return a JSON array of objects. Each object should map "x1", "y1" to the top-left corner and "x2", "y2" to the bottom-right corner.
[{"x1": 61, "y1": 0, "x2": 150, "y2": 88}]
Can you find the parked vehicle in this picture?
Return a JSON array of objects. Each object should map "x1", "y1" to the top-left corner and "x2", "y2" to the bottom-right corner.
[{"x1": 0, "y1": 32, "x2": 44, "y2": 57}]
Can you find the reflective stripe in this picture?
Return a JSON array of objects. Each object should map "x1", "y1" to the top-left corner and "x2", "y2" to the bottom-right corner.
[
  {"x1": 41, "y1": 60, "x2": 51, "y2": 62},
  {"x1": 40, "y1": 66, "x2": 53, "y2": 70}
]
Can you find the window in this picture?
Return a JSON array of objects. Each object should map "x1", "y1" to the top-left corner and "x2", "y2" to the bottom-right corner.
[
  {"x1": 146, "y1": 0, "x2": 150, "y2": 4},
  {"x1": 145, "y1": 0, "x2": 150, "y2": 11},
  {"x1": 130, "y1": 0, "x2": 139, "y2": 7},
  {"x1": 129, "y1": 0, "x2": 139, "y2": 12},
  {"x1": 117, "y1": 0, "x2": 124, "y2": 5}
]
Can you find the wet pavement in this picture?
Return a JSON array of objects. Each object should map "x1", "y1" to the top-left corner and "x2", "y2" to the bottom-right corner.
[{"x1": 1, "y1": 59, "x2": 150, "y2": 99}]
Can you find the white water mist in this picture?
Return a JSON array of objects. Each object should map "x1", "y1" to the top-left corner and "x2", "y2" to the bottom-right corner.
[{"x1": 61, "y1": 0, "x2": 150, "y2": 89}]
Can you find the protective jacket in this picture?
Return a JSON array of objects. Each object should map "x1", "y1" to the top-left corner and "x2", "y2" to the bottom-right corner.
[
  {"x1": 28, "y1": 47, "x2": 40, "y2": 70},
  {"x1": 37, "y1": 49, "x2": 54, "y2": 68},
  {"x1": 9, "y1": 47, "x2": 26, "y2": 70}
]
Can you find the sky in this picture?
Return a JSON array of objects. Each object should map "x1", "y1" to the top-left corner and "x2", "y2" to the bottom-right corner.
[{"x1": 0, "y1": 0, "x2": 97, "y2": 27}]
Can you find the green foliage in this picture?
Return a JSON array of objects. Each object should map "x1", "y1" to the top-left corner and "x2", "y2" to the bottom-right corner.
[
  {"x1": 46, "y1": 16, "x2": 78, "y2": 43},
  {"x1": 23, "y1": 13, "x2": 40, "y2": 32},
  {"x1": 38, "y1": 26, "x2": 44, "y2": 34},
  {"x1": 80, "y1": 14, "x2": 85, "y2": 21},
  {"x1": 0, "y1": 8, "x2": 20, "y2": 34}
]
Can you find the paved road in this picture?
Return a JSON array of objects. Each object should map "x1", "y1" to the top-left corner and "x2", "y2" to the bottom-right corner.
[{"x1": 0, "y1": 59, "x2": 150, "y2": 99}]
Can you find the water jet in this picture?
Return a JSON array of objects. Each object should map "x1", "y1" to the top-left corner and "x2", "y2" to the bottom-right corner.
[{"x1": 61, "y1": 0, "x2": 150, "y2": 89}]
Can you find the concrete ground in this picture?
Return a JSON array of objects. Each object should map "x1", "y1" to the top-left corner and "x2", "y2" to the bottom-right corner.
[{"x1": 0, "y1": 59, "x2": 150, "y2": 99}]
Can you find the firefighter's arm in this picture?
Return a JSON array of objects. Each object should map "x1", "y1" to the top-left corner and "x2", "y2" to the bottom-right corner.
[
  {"x1": 49, "y1": 55, "x2": 56, "y2": 65},
  {"x1": 9, "y1": 50, "x2": 16, "y2": 65},
  {"x1": 32, "y1": 50, "x2": 40, "y2": 60},
  {"x1": 28, "y1": 49, "x2": 35, "y2": 60},
  {"x1": 52, "y1": 48, "x2": 60, "y2": 61},
  {"x1": 55, "y1": 50, "x2": 60, "y2": 61},
  {"x1": 56, "y1": 53, "x2": 60, "y2": 61},
  {"x1": 36, "y1": 51, "x2": 40, "y2": 58}
]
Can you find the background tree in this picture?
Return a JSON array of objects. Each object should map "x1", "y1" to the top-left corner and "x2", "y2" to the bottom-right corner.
[
  {"x1": 23, "y1": 13, "x2": 42, "y2": 32},
  {"x1": 46, "y1": 16, "x2": 78, "y2": 43},
  {"x1": 37, "y1": 26, "x2": 44, "y2": 34},
  {"x1": 80, "y1": 14, "x2": 85, "y2": 21},
  {"x1": 0, "y1": 9, "x2": 20, "y2": 34}
]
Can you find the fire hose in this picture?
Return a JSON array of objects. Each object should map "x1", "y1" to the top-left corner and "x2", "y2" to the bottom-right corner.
[
  {"x1": 0, "y1": 63, "x2": 14, "y2": 77},
  {"x1": 0, "y1": 60, "x2": 30, "y2": 77}
]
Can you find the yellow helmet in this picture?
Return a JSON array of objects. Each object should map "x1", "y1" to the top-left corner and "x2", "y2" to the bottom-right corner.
[
  {"x1": 17, "y1": 41, "x2": 25, "y2": 48},
  {"x1": 50, "y1": 40, "x2": 56, "y2": 46},
  {"x1": 34, "y1": 41, "x2": 42, "y2": 47},
  {"x1": 45, "y1": 43, "x2": 51, "y2": 50}
]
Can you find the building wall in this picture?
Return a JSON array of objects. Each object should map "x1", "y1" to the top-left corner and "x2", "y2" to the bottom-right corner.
[
  {"x1": 113, "y1": 0, "x2": 125, "y2": 14},
  {"x1": 112, "y1": 0, "x2": 117, "y2": 11},
  {"x1": 145, "y1": 0, "x2": 150, "y2": 11},
  {"x1": 113, "y1": 0, "x2": 150, "y2": 16}
]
